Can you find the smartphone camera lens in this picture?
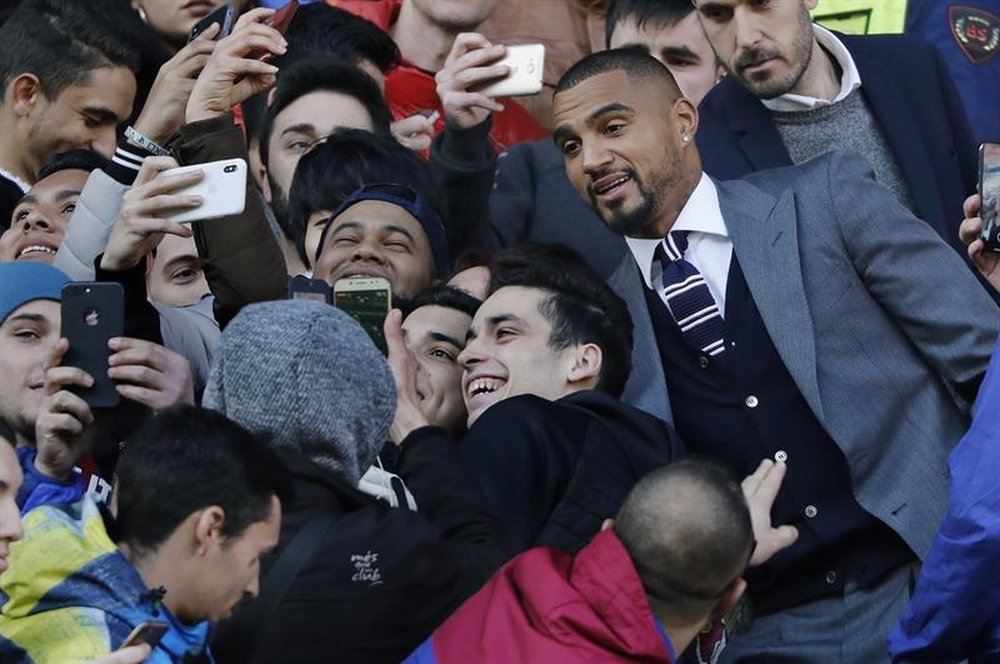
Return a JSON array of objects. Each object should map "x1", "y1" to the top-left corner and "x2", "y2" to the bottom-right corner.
[{"x1": 224, "y1": 164, "x2": 237, "y2": 173}]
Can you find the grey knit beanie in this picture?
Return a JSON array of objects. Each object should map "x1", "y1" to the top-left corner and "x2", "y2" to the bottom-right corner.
[{"x1": 203, "y1": 300, "x2": 395, "y2": 485}]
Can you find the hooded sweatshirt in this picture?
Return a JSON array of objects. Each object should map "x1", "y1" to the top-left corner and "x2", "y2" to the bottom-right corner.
[{"x1": 0, "y1": 497, "x2": 212, "y2": 663}]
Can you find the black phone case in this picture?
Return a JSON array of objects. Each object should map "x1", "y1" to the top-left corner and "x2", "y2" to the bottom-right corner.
[
  {"x1": 187, "y1": 4, "x2": 235, "y2": 42},
  {"x1": 61, "y1": 283, "x2": 124, "y2": 408}
]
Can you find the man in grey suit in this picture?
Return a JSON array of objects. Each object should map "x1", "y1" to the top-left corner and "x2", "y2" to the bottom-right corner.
[{"x1": 551, "y1": 49, "x2": 1000, "y2": 663}]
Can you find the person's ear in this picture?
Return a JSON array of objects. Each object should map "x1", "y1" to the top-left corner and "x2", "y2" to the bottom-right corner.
[
  {"x1": 567, "y1": 343, "x2": 602, "y2": 386},
  {"x1": 714, "y1": 65, "x2": 727, "y2": 84},
  {"x1": 601, "y1": 518, "x2": 615, "y2": 532},
  {"x1": 260, "y1": 166, "x2": 273, "y2": 202},
  {"x1": 711, "y1": 578, "x2": 746, "y2": 620},
  {"x1": 193, "y1": 506, "x2": 226, "y2": 556},
  {"x1": 673, "y1": 97, "x2": 699, "y2": 145},
  {"x1": 9, "y1": 73, "x2": 42, "y2": 118}
]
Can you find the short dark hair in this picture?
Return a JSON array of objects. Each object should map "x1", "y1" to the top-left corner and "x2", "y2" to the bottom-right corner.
[
  {"x1": 555, "y1": 48, "x2": 681, "y2": 100},
  {"x1": 616, "y1": 460, "x2": 754, "y2": 623},
  {"x1": 274, "y1": 3, "x2": 400, "y2": 73},
  {"x1": 402, "y1": 284, "x2": 481, "y2": 319},
  {"x1": 258, "y1": 58, "x2": 392, "y2": 169},
  {"x1": 37, "y1": 149, "x2": 110, "y2": 180},
  {"x1": 0, "y1": 418, "x2": 14, "y2": 446},
  {"x1": 114, "y1": 406, "x2": 293, "y2": 558},
  {"x1": 487, "y1": 244, "x2": 633, "y2": 397},
  {"x1": 0, "y1": 0, "x2": 140, "y2": 101},
  {"x1": 287, "y1": 127, "x2": 444, "y2": 266},
  {"x1": 605, "y1": 0, "x2": 696, "y2": 48}
]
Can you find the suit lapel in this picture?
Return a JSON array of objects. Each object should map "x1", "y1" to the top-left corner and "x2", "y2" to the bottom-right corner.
[
  {"x1": 607, "y1": 255, "x2": 674, "y2": 426},
  {"x1": 719, "y1": 80, "x2": 792, "y2": 171},
  {"x1": 841, "y1": 34, "x2": 940, "y2": 223},
  {"x1": 720, "y1": 179, "x2": 826, "y2": 420}
]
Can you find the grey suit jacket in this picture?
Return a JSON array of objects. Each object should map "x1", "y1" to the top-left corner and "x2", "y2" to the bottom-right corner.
[{"x1": 614, "y1": 151, "x2": 999, "y2": 558}]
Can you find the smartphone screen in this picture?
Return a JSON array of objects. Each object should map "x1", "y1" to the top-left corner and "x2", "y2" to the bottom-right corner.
[
  {"x1": 61, "y1": 283, "x2": 124, "y2": 408},
  {"x1": 334, "y1": 277, "x2": 391, "y2": 354},
  {"x1": 980, "y1": 143, "x2": 1000, "y2": 253}
]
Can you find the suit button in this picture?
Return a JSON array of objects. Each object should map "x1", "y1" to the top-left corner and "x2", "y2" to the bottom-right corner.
[
  {"x1": 804, "y1": 504, "x2": 818, "y2": 518},
  {"x1": 745, "y1": 395, "x2": 759, "y2": 408},
  {"x1": 774, "y1": 450, "x2": 787, "y2": 463},
  {"x1": 699, "y1": 356, "x2": 709, "y2": 368},
  {"x1": 825, "y1": 570, "x2": 838, "y2": 584}
]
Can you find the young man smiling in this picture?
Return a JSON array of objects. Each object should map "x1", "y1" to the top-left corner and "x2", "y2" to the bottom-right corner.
[{"x1": 390, "y1": 244, "x2": 682, "y2": 555}]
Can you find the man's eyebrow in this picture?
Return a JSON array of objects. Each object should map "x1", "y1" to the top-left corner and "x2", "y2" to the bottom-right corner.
[
  {"x1": 554, "y1": 101, "x2": 636, "y2": 145},
  {"x1": 618, "y1": 43, "x2": 652, "y2": 56},
  {"x1": 15, "y1": 195, "x2": 38, "y2": 208},
  {"x1": 486, "y1": 313, "x2": 524, "y2": 328},
  {"x1": 661, "y1": 45, "x2": 699, "y2": 61},
  {"x1": 54, "y1": 189, "x2": 82, "y2": 202},
  {"x1": 279, "y1": 123, "x2": 317, "y2": 138},
  {"x1": 82, "y1": 106, "x2": 120, "y2": 125},
  {"x1": 381, "y1": 224, "x2": 415, "y2": 242},
  {"x1": 427, "y1": 330, "x2": 464, "y2": 349},
  {"x1": 162, "y1": 254, "x2": 199, "y2": 274},
  {"x1": 3, "y1": 313, "x2": 49, "y2": 326}
]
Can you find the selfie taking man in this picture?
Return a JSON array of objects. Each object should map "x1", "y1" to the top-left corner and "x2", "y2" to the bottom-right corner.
[
  {"x1": 389, "y1": 245, "x2": 682, "y2": 555},
  {"x1": 0, "y1": 0, "x2": 139, "y2": 228},
  {"x1": 550, "y1": 49, "x2": 998, "y2": 663},
  {"x1": 0, "y1": 406, "x2": 291, "y2": 664},
  {"x1": 691, "y1": 0, "x2": 977, "y2": 260}
]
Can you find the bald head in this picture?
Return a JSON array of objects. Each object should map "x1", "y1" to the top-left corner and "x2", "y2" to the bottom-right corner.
[
  {"x1": 616, "y1": 461, "x2": 754, "y2": 624},
  {"x1": 555, "y1": 48, "x2": 684, "y2": 103}
]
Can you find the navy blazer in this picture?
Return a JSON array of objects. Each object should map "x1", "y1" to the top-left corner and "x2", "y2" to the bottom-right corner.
[{"x1": 696, "y1": 32, "x2": 978, "y2": 258}]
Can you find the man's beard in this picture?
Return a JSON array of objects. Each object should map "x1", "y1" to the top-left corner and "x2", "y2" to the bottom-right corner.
[
  {"x1": 267, "y1": 175, "x2": 294, "y2": 240},
  {"x1": 729, "y1": 6, "x2": 815, "y2": 99},
  {"x1": 590, "y1": 171, "x2": 660, "y2": 237}
]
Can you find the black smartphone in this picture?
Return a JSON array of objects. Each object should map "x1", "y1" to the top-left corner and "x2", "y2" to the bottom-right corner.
[
  {"x1": 187, "y1": 3, "x2": 236, "y2": 43},
  {"x1": 61, "y1": 283, "x2": 124, "y2": 409},
  {"x1": 121, "y1": 620, "x2": 169, "y2": 648},
  {"x1": 978, "y1": 142, "x2": 1000, "y2": 253},
  {"x1": 333, "y1": 277, "x2": 391, "y2": 354},
  {"x1": 288, "y1": 274, "x2": 333, "y2": 304}
]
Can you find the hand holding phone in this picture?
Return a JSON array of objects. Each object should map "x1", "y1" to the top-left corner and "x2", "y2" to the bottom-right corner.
[
  {"x1": 978, "y1": 142, "x2": 1000, "y2": 253},
  {"x1": 470, "y1": 44, "x2": 545, "y2": 98},
  {"x1": 334, "y1": 277, "x2": 391, "y2": 354},
  {"x1": 159, "y1": 159, "x2": 248, "y2": 224},
  {"x1": 121, "y1": 621, "x2": 169, "y2": 649},
  {"x1": 245, "y1": 0, "x2": 298, "y2": 61}
]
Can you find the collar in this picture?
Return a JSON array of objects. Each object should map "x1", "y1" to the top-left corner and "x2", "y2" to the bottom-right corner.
[
  {"x1": 653, "y1": 617, "x2": 678, "y2": 663},
  {"x1": 761, "y1": 24, "x2": 862, "y2": 112},
  {"x1": 625, "y1": 173, "x2": 726, "y2": 289},
  {"x1": 0, "y1": 168, "x2": 30, "y2": 194}
]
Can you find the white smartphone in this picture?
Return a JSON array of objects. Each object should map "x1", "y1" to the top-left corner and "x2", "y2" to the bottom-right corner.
[
  {"x1": 472, "y1": 44, "x2": 545, "y2": 98},
  {"x1": 161, "y1": 158, "x2": 248, "y2": 224}
]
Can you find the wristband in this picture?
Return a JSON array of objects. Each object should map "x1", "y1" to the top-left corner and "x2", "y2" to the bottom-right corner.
[{"x1": 125, "y1": 125, "x2": 170, "y2": 157}]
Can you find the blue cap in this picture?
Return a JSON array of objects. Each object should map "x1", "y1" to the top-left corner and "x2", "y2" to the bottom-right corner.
[
  {"x1": 0, "y1": 262, "x2": 69, "y2": 325},
  {"x1": 315, "y1": 183, "x2": 451, "y2": 278}
]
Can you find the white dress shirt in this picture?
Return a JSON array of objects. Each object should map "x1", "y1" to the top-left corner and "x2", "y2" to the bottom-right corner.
[
  {"x1": 761, "y1": 24, "x2": 863, "y2": 112},
  {"x1": 626, "y1": 173, "x2": 732, "y2": 315}
]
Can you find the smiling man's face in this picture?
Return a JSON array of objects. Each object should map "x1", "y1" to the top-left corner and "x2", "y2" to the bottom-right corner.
[
  {"x1": 0, "y1": 169, "x2": 89, "y2": 263},
  {"x1": 458, "y1": 286, "x2": 580, "y2": 426},
  {"x1": 0, "y1": 299, "x2": 60, "y2": 444}
]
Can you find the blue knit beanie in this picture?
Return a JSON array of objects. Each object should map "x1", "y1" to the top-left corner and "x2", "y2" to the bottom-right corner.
[{"x1": 0, "y1": 262, "x2": 69, "y2": 325}]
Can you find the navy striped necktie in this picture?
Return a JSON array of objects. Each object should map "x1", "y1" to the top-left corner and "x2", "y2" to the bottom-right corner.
[{"x1": 656, "y1": 231, "x2": 726, "y2": 357}]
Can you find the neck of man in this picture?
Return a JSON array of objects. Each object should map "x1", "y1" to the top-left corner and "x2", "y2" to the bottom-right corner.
[
  {"x1": 121, "y1": 542, "x2": 188, "y2": 622},
  {"x1": 633, "y1": 163, "x2": 702, "y2": 240},
  {"x1": 648, "y1": 597, "x2": 706, "y2": 659},
  {"x1": 787, "y1": 37, "x2": 841, "y2": 101},
  {"x1": 0, "y1": 113, "x2": 35, "y2": 184},
  {"x1": 391, "y1": 3, "x2": 463, "y2": 72}
]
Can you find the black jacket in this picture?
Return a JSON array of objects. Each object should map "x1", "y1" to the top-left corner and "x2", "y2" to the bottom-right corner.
[
  {"x1": 458, "y1": 390, "x2": 683, "y2": 555},
  {"x1": 212, "y1": 428, "x2": 510, "y2": 664}
]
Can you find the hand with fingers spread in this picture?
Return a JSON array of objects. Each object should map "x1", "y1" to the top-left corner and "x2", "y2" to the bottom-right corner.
[
  {"x1": 435, "y1": 33, "x2": 507, "y2": 131},
  {"x1": 108, "y1": 337, "x2": 195, "y2": 413},
  {"x1": 186, "y1": 7, "x2": 286, "y2": 123},
  {"x1": 392, "y1": 114, "x2": 437, "y2": 153},
  {"x1": 741, "y1": 459, "x2": 798, "y2": 567},
  {"x1": 133, "y1": 28, "x2": 219, "y2": 146},
  {"x1": 100, "y1": 157, "x2": 201, "y2": 272},
  {"x1": 959, "y1": 193, "x2": 1000, "y2": 292},
  {"x1": 384, "y1": 309, "x2": 429, "y2": 444},
  {"x1": 35, "y1": 339, "x2": 97, "y2": 482},
  {"x1": 91, "y1": 644, "x2": 152, "y2": 664}
]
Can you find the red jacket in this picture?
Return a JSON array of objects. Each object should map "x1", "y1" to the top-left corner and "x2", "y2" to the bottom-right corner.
[
  {"x1": 403, "y1": 529, "x2": 676, "y2": 664},
  {"x1": 330, "y1": 0, "x2": 549, "y2": 153}
]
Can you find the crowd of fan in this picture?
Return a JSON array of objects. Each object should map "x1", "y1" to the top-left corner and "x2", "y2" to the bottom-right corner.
[{"x1": 0, "y1": 0, "x2": 997, "y2": 663}]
